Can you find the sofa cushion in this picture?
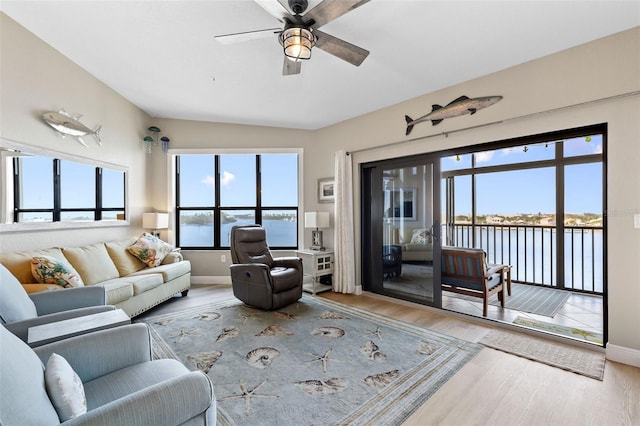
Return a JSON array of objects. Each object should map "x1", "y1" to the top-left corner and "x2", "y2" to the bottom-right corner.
[
  {"x1": 99, "y1": 281, "x2": 134, "y2": 305},
  {"x1": 0, "y1": 248, "x2": 68, "y2": 284},
  {"x1": 127, "y1": 233, "x2": 173, "y2": 268},
  {"x1": 127, "y1": 274, "x2": 164, "y2": 295},
  {"x1": 62, "y1": 243, "x2": 120, "y2": 285},
  {"x1": 31, "y1": 256, "x2": 84, "y2": 288},
  {"x1": 129, "y1": 261, "x2": 191, "y2": 283},
  {"x1": 45, "y1": 353, "x2": 87, "y2": 422},
  {"x1": 403, "y1": 243, "x2": 434, "y2": 252},
  {"x1": 105, "y1": 238, "x2": 146, "y2": 277},
  {"x1": 82, "y1": 359, "x2": 191, "y2": 411}
]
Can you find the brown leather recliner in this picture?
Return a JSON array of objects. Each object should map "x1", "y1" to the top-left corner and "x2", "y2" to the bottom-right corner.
[{"x1": 229, "y1": 224, "x2": 303, "y2": 310}]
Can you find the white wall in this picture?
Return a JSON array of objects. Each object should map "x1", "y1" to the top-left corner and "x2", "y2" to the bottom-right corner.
[
  {"x1": 1, "y1": 11, "x2": 638, "y2": 360},
  {"x1": 142, "y1": 117, "x2": 315, "y2": 278},
  {"x1": 0, "y1": 13, "x2": 150, "y2": 251},
  {"x1": 317, "y1": 27, "x2": 640, "y2": 355}
]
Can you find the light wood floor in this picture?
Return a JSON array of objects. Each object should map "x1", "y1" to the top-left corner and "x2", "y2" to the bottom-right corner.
[{"x1": 139, "y1": 285, "x2": 640, "y2": 426}]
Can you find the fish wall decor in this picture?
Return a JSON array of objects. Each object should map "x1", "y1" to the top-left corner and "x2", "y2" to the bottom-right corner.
[
  {"x1": 405, "y1": 95, "x2": 502, "y2": 135},
  {"x1": 42, "y1": 109, "x2": 102, "y2": 147}
]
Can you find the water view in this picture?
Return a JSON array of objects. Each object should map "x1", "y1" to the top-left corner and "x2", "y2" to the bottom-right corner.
[
  {"x1": 180, "y1": 217, "x2": 297, "y2": 247},
  {"x1": 450, "y1": 225, "x2": 603, "y2": 293}
]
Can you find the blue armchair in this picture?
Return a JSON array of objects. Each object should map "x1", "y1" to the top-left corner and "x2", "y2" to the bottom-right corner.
[
  {"x1": 0, "y1": 323, "x2": 216, "y2": 425},
  {"x1": 0, "y1": 264, "x2": 115, "y2": 343}
]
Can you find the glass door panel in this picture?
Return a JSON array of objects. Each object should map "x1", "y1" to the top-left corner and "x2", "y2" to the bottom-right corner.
[{"x1": 362, "y1": 156, "x2": 441, "y2": 308}]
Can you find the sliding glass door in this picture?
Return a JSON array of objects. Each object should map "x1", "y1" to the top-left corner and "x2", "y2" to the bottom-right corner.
[{"x1": 362, "y1": 155, "x2": 441, "y2": 307}]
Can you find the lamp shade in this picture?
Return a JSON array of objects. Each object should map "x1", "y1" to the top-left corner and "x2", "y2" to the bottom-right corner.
[
  {"x1": 142, "y1": 212, "x2": 169, "y2": 230},
  {"x1": 304, "y1": 211, "x2": 330, "y2": 229}
]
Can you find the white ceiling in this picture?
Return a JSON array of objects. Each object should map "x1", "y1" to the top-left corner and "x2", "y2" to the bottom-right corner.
[{"x1": 2, "y1": 1, "x2": 639, "y2": 130}]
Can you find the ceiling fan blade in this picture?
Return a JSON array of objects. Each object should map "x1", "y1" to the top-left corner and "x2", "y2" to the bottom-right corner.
[
  {"x1": 254, "y1": 0, "x2": 294, "y2": 23},
  {"x1": 314, "y1": 30, "x2": 369, "y2": 66},
  {"x1": 214, "y1": 28, "x2": 282, "y2": 45},
  {"x1": 306, "y1": 0, "x2": 371, "y2": 28},
  {"x1": 282, "y1": 57, "x2": 302, "y2": 76}
]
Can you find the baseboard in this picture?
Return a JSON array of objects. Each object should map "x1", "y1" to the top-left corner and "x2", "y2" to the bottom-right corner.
[
  {"x1": 606, "y1": 344, "x2": 640, "y2": 368},
  {"x1": 191, "y1": 275, "x2": 231, "y2": 285}
]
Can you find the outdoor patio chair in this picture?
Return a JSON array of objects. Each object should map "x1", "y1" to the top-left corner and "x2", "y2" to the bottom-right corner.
[{"x1": 440, "y1": 247, "x2": 507, "y2": 317}]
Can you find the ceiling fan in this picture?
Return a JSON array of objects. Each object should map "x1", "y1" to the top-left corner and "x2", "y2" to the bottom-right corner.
[{"x1": 214, "y1": 0, "x2": 370, "y2": 76}]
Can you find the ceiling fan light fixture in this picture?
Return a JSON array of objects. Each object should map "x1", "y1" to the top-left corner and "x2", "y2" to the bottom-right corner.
[{"x1": 280, "y1": 27, "x2": 316, "y2": 61}]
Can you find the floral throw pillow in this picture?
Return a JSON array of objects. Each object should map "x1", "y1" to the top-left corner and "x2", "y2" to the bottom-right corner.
[
  {"x1": 127, "y1": 233, "x2": 173, "y2": 268},
  {"x1": 31, "y1": 256, "x2": 84, "y2": 288},
  {"x1": 410, "y1": 228, "x2": 432, "y2": 245}
]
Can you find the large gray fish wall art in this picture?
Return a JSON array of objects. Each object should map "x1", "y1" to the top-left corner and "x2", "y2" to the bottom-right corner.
[
  {"x1": 42, "y1": 109, "x2": 102, "y2": 147},
  {"x1": 405, "y1": 95, "x2": 502, "y2": 135}
]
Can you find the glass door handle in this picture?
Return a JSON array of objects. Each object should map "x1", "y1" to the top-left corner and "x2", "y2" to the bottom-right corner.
[{"x1": 431, "y1": 224, "x2": 440, "y2": 241}]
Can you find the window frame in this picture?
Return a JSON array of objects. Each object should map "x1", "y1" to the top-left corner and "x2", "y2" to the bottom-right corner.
[
  {"x1": 171, "y1": 148, "x2": 303, "y2": 250},
  {"x1": 0, "y1": 138, "x2": 128, "y2": 233},
  {"x1": 440, "y1": 123, "x2": 606, "y2": 294}
]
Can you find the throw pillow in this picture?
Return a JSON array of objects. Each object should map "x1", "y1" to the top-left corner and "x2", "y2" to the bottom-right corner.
[
  {"x1": 127, "y1": 233, "x2": 173, "y2": 267},
  {"x1": 409, "y1": 228, "x2": 432, "y2": 245},
  {"x1": 45, "y1": 353, "x2": 87, "y2": 422},
  {"x1": 31, "y1": 256, "x2": 84, "y2": 288}
]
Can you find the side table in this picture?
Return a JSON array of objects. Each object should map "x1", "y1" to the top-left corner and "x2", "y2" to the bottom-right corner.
[
  {"x1": 28, "y1": 308, "x2": 131, "y2": 347},
  {"x1": 295, "y1": 249, "x2": 334, "y2": 295}
]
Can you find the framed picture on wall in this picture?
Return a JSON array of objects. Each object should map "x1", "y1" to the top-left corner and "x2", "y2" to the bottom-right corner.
[
  {"x1": 318, "y1": 177, "x2": 335, "y2": 203},
  {"x1": 384, "y1": 188, "x2": 416, "y2": 220}
]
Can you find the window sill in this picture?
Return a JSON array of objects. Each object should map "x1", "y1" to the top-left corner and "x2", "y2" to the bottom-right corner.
[{"x1": 0, "y1": 220, "x2": 130, "y2": 234}]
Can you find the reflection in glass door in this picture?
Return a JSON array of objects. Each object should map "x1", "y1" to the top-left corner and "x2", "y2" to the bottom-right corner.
[{"x1": 362, "y1": 157, "x2": 441, "y2": 307}]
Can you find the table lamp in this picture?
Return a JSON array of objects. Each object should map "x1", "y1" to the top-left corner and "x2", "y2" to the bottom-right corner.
[
  {"x1": 142, "y1": 212, "x2": 169, "y2": 238},
  {"x1": 304, "y1": 211, "x2": 330, "y2": 250}
]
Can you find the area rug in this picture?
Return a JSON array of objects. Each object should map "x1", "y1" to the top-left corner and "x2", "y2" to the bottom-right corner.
[
  {"x1": 513, "y1": 316, "x2": 604, "y2": 345},
  {"x1": 141, "y1": 296, "x2": 482, "y2": 425},
  {"x1": 451, "y1": 283, "x2": 570, "y2": 317},
  {"x1": 480, "y1": 329, "x2": 605, "y2": 380}
]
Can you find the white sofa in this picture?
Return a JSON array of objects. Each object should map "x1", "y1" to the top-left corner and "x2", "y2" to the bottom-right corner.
[
  {"x1": 0, "y1": 237, "x2": 191, "y2": 318},
  {"x1": 384, "y1": 226, "x2": 433, "y2": 262}
]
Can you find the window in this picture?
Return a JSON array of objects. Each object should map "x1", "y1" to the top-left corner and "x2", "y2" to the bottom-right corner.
[
  {"x1": 6, "y1": 152, "x2": 126, "y2": 224},
  {"x1": 441, "y1": 124, "x2": 605, "y2": 294},
  {"x1": 175, "y1": 153, "x2": 299, "y2": 249}
]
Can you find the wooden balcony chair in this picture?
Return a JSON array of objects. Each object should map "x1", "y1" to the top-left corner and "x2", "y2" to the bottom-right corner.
[{"x1": 440, "y1": 247, "x2": 508, "y2": 317}]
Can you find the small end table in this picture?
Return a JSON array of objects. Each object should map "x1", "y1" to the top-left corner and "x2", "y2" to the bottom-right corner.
[
  {"x1": 295, "y1": 249, "x2": 334, "y2": 295},
  {"x1": 28, "y1": 309, "x2": 131, "y2": 347}
]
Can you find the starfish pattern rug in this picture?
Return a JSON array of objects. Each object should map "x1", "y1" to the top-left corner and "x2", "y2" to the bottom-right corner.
[{"x1": 141, "y1": 295, "x2": 482, "y2": 425}]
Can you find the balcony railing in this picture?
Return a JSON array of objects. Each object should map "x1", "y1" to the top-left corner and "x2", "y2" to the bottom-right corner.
[{"x1": 445, "y1": 224, "x2": 603, "y2": 294}]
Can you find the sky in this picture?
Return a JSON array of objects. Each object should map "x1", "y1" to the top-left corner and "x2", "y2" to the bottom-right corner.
[
  {"x1": 441, "y1": 135, "x2": 603, "y2": 216},
  {"x1": 178, "y1": 154, "x2": 298, "y2": 208}
]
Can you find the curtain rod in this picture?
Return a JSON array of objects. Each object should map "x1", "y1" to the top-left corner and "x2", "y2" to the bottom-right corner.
[{"x1": 346, "y1": 90, "x2": 640, "y2": 156}]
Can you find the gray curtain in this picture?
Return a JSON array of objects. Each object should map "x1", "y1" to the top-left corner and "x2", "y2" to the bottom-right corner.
[{"x1": 333, "y1": 150, "x2": 357, "y2": 294}]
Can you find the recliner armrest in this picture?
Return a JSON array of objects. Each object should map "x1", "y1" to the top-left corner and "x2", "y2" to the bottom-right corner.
[
  {"x1": 34, "y1": 323, "x2": 152, "y2": 382},
  {"x1": 230, "y1": 263, "x2": 272, "y2": 283},
  {"x1": 273, "y1": 256, "x2": 303, "y2": 272},
  {"x1": 63, "y1": 371, "x2": 215, "y2": 426},
  {"x1": 30, "y1": 285, "x2": 108, "y2": 315}
]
